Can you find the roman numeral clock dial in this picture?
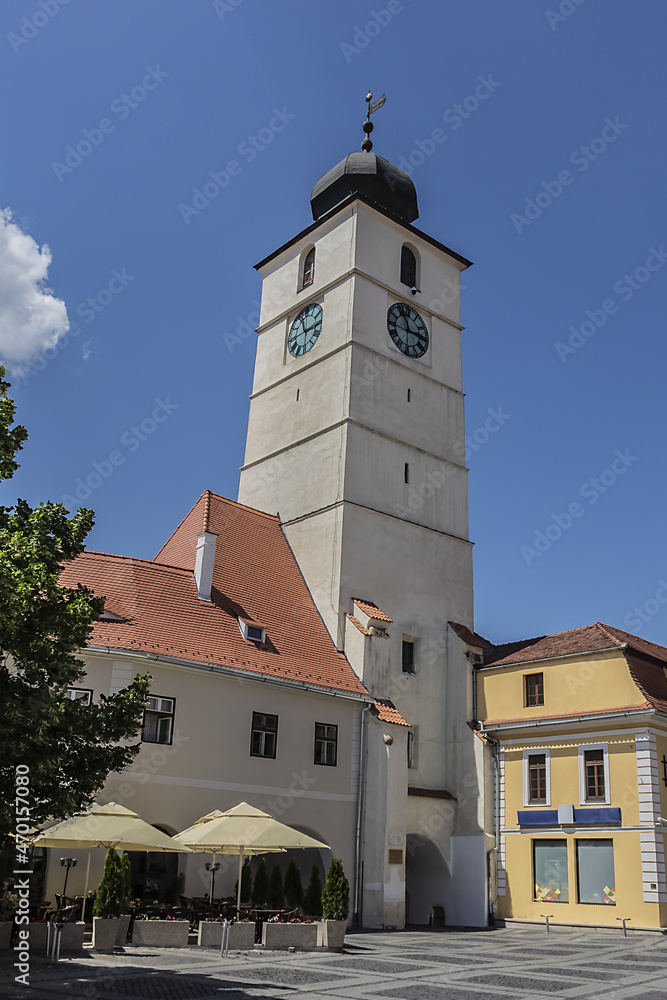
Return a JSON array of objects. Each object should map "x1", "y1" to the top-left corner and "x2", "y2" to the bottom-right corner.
[
  {"x1": 387, "y1": 302, "x2": 429, "y2": 358},
  {"x1": 288, "y1": 303, "x2": 323, "y2": 357}
]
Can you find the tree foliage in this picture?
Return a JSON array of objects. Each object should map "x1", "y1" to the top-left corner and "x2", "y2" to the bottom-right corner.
[
  {"x1": 252, "y1": 857, "x2": 268, "y2": 907},
  {"x1": 283, "y1": 857, "x2": 303, "y2": 910},
  {"x1": 303, "y1": 864, "x2": 322, "y2": 917},
  {"x1": 321, "y1": 858, "x2": 349, "y2": 921},
  {"x1": 267, "y1": 862, "x2": 284, "y2": 910},
  {"x1": 0, "y1": 368, "x2": 150, "y2": 842},
  {"x1": 93, "y1": 849, "x2": 131, "y2": 918}
]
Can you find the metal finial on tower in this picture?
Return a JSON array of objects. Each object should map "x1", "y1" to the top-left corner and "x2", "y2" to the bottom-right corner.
[{"x1": 362, "y1": 90, "x2": 386, "y2": 152}]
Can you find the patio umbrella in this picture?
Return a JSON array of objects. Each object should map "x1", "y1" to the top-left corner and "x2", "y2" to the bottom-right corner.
[
  {"x1": 32, "y1": 802, "x2": 192, "y2": 914},
  {"x1": 174, "y1": 802, "x2": 329, "y2": 919}
]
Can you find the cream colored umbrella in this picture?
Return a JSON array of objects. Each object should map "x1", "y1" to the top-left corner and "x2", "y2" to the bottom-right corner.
[
  {"x1": 33, "y1": 802, "x2": 192, "y2": 914},
  {"x1": 174, "y1": 802, "x2": 329, "y2": 919}
]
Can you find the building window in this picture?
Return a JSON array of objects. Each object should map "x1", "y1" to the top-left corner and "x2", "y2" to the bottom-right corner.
[
  {"x1": 142, "y1": 697, "x2": 175, "y2": 744},
  {"x1": 528, "y1": 753, "x2": 547, "y2": 804},
  {"x1": 404, "y1": 462, "x2": 410, "y2": 484},
  {"x1": 239, "y1": 618, "x2": 266, "y2": 643},
  {"x1": 525, "y1": 672, "x2": 544, "y2": 707},
  {"x1": 400, "y1": 245, "x2": 417, "y2": 288},
  {"x1": 579, "y1": 744, "x2": 609, "y2": 803},
  {"x1": 251, "y1": 712, "x2": 278, "y2": 758},
  {"x1": 533, "y1": 839, "x2": 569, "y2": 903},
  {"x1": 577, "y1": 840, "x2": 615, "y2": 905},
  {"x1": 302, "y1": 247, "x2": 315, "y2": 288},
  {"x1": 65, "y1": 688, "x2": 92, "y2": 706},
  {"x1": 407, "y1": 727, "x2": 418, "y2": 769},
  {"x1": 314, "y1": 723, "x2": 337, "y2": 766},
  {"x1": 402, "y1": 639, "x2": 416, "y2": 674}
]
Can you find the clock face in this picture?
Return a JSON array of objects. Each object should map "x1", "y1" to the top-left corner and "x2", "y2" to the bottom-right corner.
[
  {"x1": 387, "y1": 302, "x2": 429, "y2": 358},
  {"x1": 288, "y1": 303, "x2": 323, "y2": 357}
]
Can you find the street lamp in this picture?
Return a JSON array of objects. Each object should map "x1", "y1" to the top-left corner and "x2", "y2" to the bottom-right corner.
[{"x1": 59, "y1": 858, "x2": 78, "y2": 900}]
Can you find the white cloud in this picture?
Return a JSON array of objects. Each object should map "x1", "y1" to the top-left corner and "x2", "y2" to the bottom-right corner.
[
  {"x1": 82, "y1": 341, "x2": 91, "y2": 362},
  {"x1": 0, "y1": 208, "x2": 69, "y2": 373}
]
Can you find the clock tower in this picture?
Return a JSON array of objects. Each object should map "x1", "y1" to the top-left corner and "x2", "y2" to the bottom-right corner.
[{"x1": 238, "y1": 113, "x2": 487, "y2": 928}]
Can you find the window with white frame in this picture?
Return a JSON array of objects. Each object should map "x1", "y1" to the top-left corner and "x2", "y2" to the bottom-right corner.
[
  {"x1": 523, "y1": 747, "x2": 550, "y2": 805},
  {"x1": 576, "y1": 839, "x2": 616, "y2": 905},
  {"x1": 142, "y1": 696, "x2": 175, "y2": 745},
  {"x1": 65, "y1": 688, "x2": 92, "y2": 706},
  {"x1": 314, "y1": 723, "x2": 337, "y2": 766},
  {"x1": 578, "y1": 743, "x2": 610, "y2": 804},
  {"x1": 250, "y1": 712, "x2": 278, "y2": 758}
]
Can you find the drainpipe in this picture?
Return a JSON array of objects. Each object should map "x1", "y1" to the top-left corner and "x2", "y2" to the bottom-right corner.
[
  {"x1": 354, "y1": 704, "x2": 371, "y2": 928},
  {"x1": 485, "y1": 733, "x2": 500, "y2": 924}
]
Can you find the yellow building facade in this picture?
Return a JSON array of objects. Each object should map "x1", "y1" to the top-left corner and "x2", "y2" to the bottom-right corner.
[{"x1": 473, "y1": 622, "x2": 667, "y2": 930}]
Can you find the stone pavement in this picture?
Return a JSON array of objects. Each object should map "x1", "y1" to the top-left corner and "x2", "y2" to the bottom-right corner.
[{"x1": 1, "y1": 926, "x2": 667, "y2": 1000}]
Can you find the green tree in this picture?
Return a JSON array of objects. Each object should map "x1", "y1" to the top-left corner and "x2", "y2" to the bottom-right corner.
[
  {"x1": 267, "y1": 863, "x2": 284, "y2": 910},
  {"x1": 0, "y1": 368, "x2": 150, "y2": 843},
  {"x1": 284, "y1": 858, "x2": 303, "y2": 910},
  {"x1": 303, "y1": 864, "x2": 322, "y2": 917},
  {"x1": 321, "y1": 858, "x2": 349, "y2": 921},
  {"x1": 93, "y1": 849, "x2": 130, "y2": 918},
  {"x1": 120, "y1": 852, "x2": 133, "y2": 912},
  {"x1": 234, "y1": 856, "x2": 252, "y2": 903},
  {"x1": 252, "y1": 857, "x2": 268, "y2": 907}
]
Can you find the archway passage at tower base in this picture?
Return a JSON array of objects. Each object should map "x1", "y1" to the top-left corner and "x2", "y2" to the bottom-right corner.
[{"x1": 405, "y1": 834, "x2": 449, "y2": 926}]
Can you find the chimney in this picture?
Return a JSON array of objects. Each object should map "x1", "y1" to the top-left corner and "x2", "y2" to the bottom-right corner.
[{"x1": 194, "y1": 531, "x2": 217, "y2": 601}]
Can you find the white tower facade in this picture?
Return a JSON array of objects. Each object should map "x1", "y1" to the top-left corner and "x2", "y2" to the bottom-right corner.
[{"x1": 239, "y1": 151, "x2": 488, "y2": 928}]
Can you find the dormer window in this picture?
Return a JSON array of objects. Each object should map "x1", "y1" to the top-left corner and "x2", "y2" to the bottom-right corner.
[
  {"x1": 239, "y1": 618, "x2": 266, "y2": 643},
  {"x1": 302, "y1": 247, "x2": 315, "y2": 288},
  {"x1": 400, "y1": 245, "x2": 417, "y2": 289}
]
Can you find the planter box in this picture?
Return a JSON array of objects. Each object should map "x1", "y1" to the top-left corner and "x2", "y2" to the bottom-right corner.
[
  {"x1": 198, "y1": 921, "x2": 255, "y2": 949},
  {"x1": 116, "y1": 914, "x2": 131, "y2": 947},
  {"x1": 58, "y1": 922, "x2": 86, "y2": 952},
  {"x1": 131, "y1": 919, "x2": 189, "y2": 947},
  {"x1": 317, "y1": 919, "x2": 347, "y2": 949},
  {"x1": 262, "y1": 922, "x2": 318, "y2": 949},
  {"x1": 0, "y1": 922, "x2": 12, "y2": 950},
  {"x1": 93, "y1": 917, "x2": 120, "y2": 953}
]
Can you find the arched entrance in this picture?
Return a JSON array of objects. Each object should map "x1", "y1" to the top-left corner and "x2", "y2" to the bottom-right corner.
[{"x1": 405, "y1": 834, "x2": 449, "y2": 926}]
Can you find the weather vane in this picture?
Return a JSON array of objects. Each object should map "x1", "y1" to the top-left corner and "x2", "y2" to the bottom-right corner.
[{"x1": 362, "y1": 90, "x2": 386, "y2": 152}]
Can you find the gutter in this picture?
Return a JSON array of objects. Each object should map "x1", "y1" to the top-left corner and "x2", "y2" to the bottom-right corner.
[
  {"x1": 478, "y1": 707, "x2": 655, "y2": 732},
  {"x1": 85, "y1": 645, "x2": 371, "y2": 704}
]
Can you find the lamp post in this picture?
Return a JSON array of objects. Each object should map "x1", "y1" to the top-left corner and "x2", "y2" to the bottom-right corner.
[
  {"x1": 59, "y1": 858, "x2": 77, "y2": 900},
  {"x1": 204, "y1": 861, "x2": 220, "y2": 916}
]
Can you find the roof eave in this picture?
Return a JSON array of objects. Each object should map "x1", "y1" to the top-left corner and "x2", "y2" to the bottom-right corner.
[
  {"x1": 478, "y1": 707, "x2": 656, "y2": 732},
  {"x1": 85, "y1": 644, "x2": 370, "y2": 702}
]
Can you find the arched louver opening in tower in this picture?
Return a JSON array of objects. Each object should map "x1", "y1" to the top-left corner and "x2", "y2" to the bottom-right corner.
[
  {"x1": 400, "y1": 245, "x2": 417, "y2": 288},
  {"x1": 302, "y1": 247, "x2": 315, "y2": 288}
]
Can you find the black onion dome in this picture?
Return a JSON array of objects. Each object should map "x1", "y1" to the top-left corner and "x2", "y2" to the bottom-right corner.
[{"x1": 310, "y1": 152, "x2": 418, "y2": 223}]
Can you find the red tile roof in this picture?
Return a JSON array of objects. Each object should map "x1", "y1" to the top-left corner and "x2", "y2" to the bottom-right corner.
[
  {"x1": 448, "y1": 621, "x2": 493, "y2": 649},
  {"x1": 353, "y1": 599, "x2": 392, "y2": 623},
  {"x1": 371, "y1": 699, "x2": 410, "y2": 726},
  {"x1": 61, "y1": 492, "x2": 369, "y2": 698},
  {"x1": 346, "y1": 614, "x2": 371, "y2": 637}
]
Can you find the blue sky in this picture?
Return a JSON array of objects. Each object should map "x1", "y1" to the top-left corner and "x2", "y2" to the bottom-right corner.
[{"x1": 2, "y1": 0, "x2": 666, "y2": 646}]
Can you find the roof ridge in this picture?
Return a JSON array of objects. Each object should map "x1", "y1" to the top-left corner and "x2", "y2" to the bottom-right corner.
[
  {"x1": 153, "y1": 491, "x2": 208, "y2": 560},
  {"x1": 203, "y1": 490, "x2": 212, "y2": 533},
  {"x1": 598, "y1": 621, "x2": 667, "y2": 657},
  {"x1": 206, "y1": 492, "x2": 280, "y2": 521},
  {"x1": 81, "y1": 550, "x2": 192, "y2": 575},
  {"x1": 594, "y1": 621, "x2": 628, "y2": 648}
]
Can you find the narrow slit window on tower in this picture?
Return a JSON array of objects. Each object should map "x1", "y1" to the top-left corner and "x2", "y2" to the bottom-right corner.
[
  {"x1": 402, "y1": 639, "x2": 416, "y2": 674},
  {"x1": 407, "y1": 388, "x2": 411, "y2": 402},
  {"x1": 302, "y1": 247, "x2": 315, "y2": 288},
  {"x1": 400, "y1": 245, "x2": 417, "y2": 288},
  {"x1": 404, "y1": 462, "x2": 410, "y2": 484},
  {"x1": 296, "y1": 388, "x2": 300, "y2": 401}
]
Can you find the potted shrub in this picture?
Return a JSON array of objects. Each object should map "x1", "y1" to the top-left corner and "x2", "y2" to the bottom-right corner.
[
  {"x1": 115, "y1": 853, "x2": 133, "y2": 947},
  {"x1": 303, "y1": 865, "x2": 322, "y2": 919},
  {"x1": 318, "y1": 858, "x2": 349, "y2": 949},
  {"x1": 284, "y1": 859, "x2": 303, "y2": 912},
  {"x1": 92, "y1": 849, "x2": 128, "y2": 952}
]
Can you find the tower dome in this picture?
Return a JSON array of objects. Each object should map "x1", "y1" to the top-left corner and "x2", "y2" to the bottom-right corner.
[{"x1": 310, "y1": 151, "x2": 419, "y2": 224}]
